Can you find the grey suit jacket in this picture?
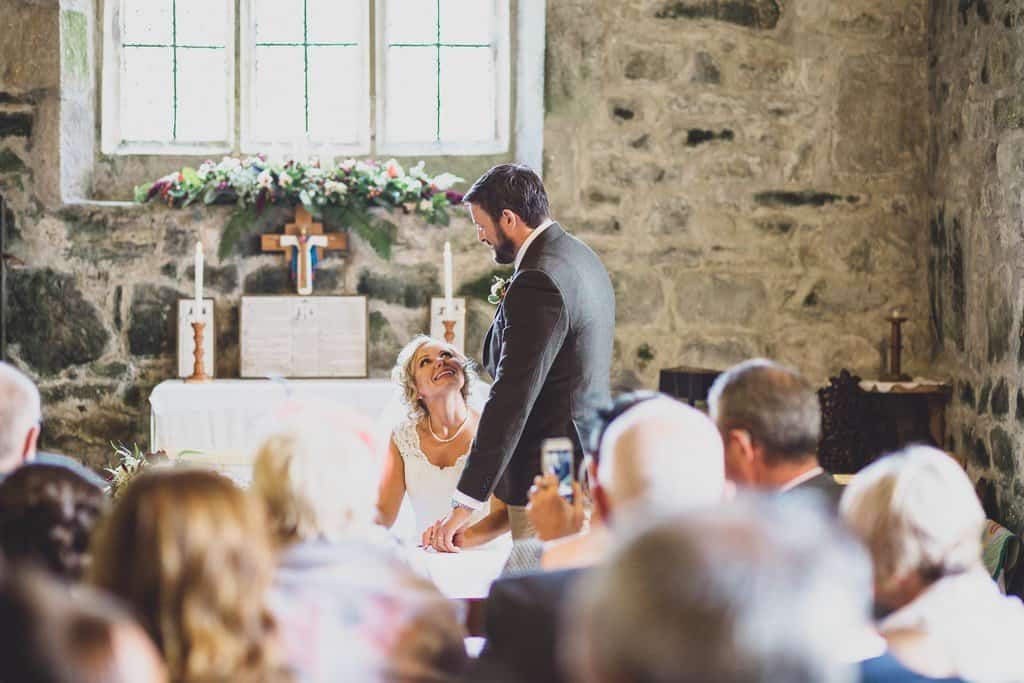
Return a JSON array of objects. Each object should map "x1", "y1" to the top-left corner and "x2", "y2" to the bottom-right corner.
[{"x1": 457, "y1": 223, "x2": 615, "y2": 506}]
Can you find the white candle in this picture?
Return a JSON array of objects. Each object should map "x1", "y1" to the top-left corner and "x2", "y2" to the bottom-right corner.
[
  {"x1": 194, "y1": 241, "x2": 204, "y2": 322},
  {"x1": 443, "y1": 241, "x2": 454, "y2": 317}
]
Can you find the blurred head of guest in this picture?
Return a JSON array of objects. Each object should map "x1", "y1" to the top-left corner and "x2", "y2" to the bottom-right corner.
[
  {"x1": 593, "y1": 393, "x2": 725, "y2": 524},
  {"x1": 252, "y1": 407, "x2": 383, "y2": 548},
  {"x1": 841, "y1": 446, "x2": 1024, "y2": 681},
  {"x1": 0, "y1": 362, "x2": 42, "y2": 476},
  {"x1": 0, "y1": 463, "x2": 106, "y2": 581},
  {"x1": 89, "y1": 469, "x2": 284, "y2": 683},
  {"x1": 841, "y1": 446, "x2": 985, "y2": 612},
  {"x1": 566, "y1": 495, "x2": 863, "y2": 683},
  {"x1": 709, "y1": 359, "x2": 840, "y2": 508},
  {"x1": 0, "y1": 567, "x2": 167, "y2": 683}
]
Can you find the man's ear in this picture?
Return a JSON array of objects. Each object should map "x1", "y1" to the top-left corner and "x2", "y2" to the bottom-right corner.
[
  {"x1": 727, "y1": 428, "x2": 757, "y2": 465},
  {"x1": 592, "y1": 482, "x2": 611, "y2": 524},
  {"x1": 20, "y1": 422, "x2": 40, "y2": 465},
  {"x1": 501, "y1": 208, "x2": 520, "y2": 230}
]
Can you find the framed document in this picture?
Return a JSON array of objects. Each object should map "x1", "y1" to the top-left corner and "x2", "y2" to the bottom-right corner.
[
  {"x1": 240, "y1": 296, "x2": 368, "y2": 378},
  {"x1": 429, "y1": 297, "x2": 467, "y2": 353},
  {"x1": 177, "y1": 299, "x2": 215, "y2": 378}
]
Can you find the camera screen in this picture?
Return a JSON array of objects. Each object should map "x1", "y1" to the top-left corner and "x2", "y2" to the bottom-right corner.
[{"x1": 544, "y1": 448, "x2": 574, "y2": 499}]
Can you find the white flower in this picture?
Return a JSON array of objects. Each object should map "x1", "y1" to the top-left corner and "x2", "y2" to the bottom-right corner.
[
  {"x1": 197, "y1": 161, "x2": 216, "y2": 178},
  {"x1": 325, "y1": 180, "x2": 347, "y2": 196},
  {"x1": 257, "y1": 170, "x2": 273, "y2": 188},
  {"x1": 431, "y1": 172, "x2": 462, "y2": 191},
  {"x1": 279, "y1": 173, "x2": 293, "y2": 188},
  {"x1": 306, "y1": 167, "x2": 325, "y2": 180},
  {"x1": 340, "y1": 158, "x2": 356, "y2": 171},
  {"x1": 418, "y1": 199, "x2": 432, "y2": 212},
  {"x1": 409, "y1": 161, "x2": 428, "y2": 180},
  {"x1": 218, "y1": 156, "x2": 242, "y2": 172},
  {"x1": 242, "y1": 156, "x2": 261, "y2": 168}
]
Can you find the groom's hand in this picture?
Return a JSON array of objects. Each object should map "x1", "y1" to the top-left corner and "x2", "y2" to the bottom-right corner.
[{"x1": 430, "y1": 505, "x2": 474, "y2": 553}]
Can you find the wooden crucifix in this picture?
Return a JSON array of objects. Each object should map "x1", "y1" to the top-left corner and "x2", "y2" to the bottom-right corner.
[{"x1": 261, "y1": 205, "x2": 348, "y2": 295}]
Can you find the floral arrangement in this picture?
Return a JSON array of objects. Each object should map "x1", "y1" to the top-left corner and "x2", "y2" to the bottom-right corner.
[
  {"x1": 105, "y1": 443, "x2": 172, "y2": 499},
  {"x1": 135, "y1": 156, "x2": 465, "y2": 259}
]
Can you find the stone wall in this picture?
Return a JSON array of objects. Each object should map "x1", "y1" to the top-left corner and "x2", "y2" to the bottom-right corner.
[
  {"x1": 929, "y1": 0, "x2": 1024, "y2": 529},
  {"x1": 1, "y1": 0, "x2": 931, "y2": 471}
]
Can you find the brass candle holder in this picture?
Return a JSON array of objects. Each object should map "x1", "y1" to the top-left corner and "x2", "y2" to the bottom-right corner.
[{"x1": 184, "y1": 321, "x2": 211, "y2": 383}]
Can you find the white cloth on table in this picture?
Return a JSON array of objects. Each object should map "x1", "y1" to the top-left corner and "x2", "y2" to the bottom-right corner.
[
  {"x1": 392, "y1": 419, "x2": 490, "y2": 537},
  {"x1": 858, "y1": 378, "x2": 948, "y2": 392}
]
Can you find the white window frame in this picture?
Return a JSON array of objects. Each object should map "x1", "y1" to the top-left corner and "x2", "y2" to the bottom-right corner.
[
  {"x1": 101, "y1": 0, "x2": 237, "y2": 155},
  {"x1": 239, "y1": 0, "x2": 372, "y2": 156},
  {"x1": 100, "y1": 0, "x2": 538, "y2": 162},
  {"x1": 374, "y1": 0, "x2": 511, "y2": 156}
]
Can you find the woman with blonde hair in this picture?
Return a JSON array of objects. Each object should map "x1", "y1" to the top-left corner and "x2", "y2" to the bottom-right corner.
[
  {"x1": 377, "y1": 335, "x2": 509, "y2": 548},
  {"x1": 252, "y1": 408, "x2": 469, "y2": 681},
  {"x1": 841, "y1": 446, "x2": 1024, "y2": 683},
  {"x1": 89, "y1": 469, "x2": 287, "y2": 683}
]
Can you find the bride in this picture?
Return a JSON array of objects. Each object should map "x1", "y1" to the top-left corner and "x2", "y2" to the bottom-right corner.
[{"x1": 376, "y1": 335, "x2": 509, "y2": 548}]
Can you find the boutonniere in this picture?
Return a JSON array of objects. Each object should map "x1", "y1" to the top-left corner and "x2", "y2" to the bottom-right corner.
[{"x1": 488, "y1": 275, "x2": 510, "y2": 305}]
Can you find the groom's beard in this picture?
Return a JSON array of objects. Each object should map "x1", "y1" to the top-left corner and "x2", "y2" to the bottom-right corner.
[{"x1": 492, "y1": 226, "x2": 517, "y2": 265}]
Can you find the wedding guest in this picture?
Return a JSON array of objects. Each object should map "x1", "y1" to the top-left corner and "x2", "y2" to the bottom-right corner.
[
  {"x1": 0, "y1": 463, "x2": 106, "y2": 581},
  {"x1": 378, "y1": 335, "x2": 510, "y2": 548},
  {"x1": 472, "y1": 394, "x2": 725, "y2": 682},
  {"x1": 0, "y1": 361, "x2": 41, "y2": 478},
  {"x1": 0, "y1": 567, "x2": 167, "y2": 683},
  {"x1": 252, "y1": 413, "x2": 468, "y2": 682},
  {"x1": 89, "y1": 469, "x2": 289, "y2": 683},
  {"x1": 0, "y1": 362, "x2": 105, "y2": 488},
  {"x1": 565, "y1": 496, "x2": 864, "y2": 683},
  {"x1": 708, "y1": 358, "x2": 842, "y2": 509},
  {"x1": 841, "y1": 446, "x2": 1024, "y2": 683},
  {"x1": 528, "y1": 391, "x2": 724, "y2": 570}
]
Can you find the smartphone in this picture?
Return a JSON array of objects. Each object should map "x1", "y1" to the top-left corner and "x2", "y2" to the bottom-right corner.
[{"x1": 541, "y1": 437, "x2": 575, "y2": 503}]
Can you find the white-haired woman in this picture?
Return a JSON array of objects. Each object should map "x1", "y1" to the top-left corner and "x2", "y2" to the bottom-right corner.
[
  {"x1": 377, "y1": 335, "x2": 509, "y2": 548},
  {"x1": 251, "y1": 411, "x2": 470, "y2": 681},
  {"x1": 841, "y1": 446, "x2": 1024, "y2": 683}
]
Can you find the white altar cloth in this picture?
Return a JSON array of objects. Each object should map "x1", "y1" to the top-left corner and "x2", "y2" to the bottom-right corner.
[{"x1": 404, "y1": 536, "x2": 513, "y2": 599}]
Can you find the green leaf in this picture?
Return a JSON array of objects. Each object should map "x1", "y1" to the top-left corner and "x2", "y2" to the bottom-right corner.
[
  {"x1": 181, "y1": 167, "x2": 201, "y2": 186},
  {"x1": 218, "y1": 205, "x2": 257, "y2": 260},
  {"x1": 134, "y1": 183, "x2": 153, "y2": 203}
]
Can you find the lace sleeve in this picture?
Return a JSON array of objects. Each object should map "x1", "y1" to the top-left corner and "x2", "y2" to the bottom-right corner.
[{"x1": 392, "y1": 421, "x2": 423, "y2": 462}]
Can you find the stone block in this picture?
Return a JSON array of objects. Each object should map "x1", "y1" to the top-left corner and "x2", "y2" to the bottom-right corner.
[
  {"x1": 647, "y1": 199, "x2": 693, "y2": 235},
  {"x1": 244, "y1": 265, "x2": 290, "y2": 294},
  {"x1": 624, "y1": 49, "x2": 669, "y2": 81},
  {"x1": 611, "y1": 270, "x2": 666, "y2": 325},
  {"x1": 653, "y1": 0, "x2": 781, "y2": 29},
  {"x1": 7, "y1": 268, "x2": 108, "y2": 375},
  {"x1": 0, "y1": 149, "x2": 26, "y2": 173},
  {"x1": 995, "y1": 94, "x2": 1024, "y2": 131},
  {"x1": 184, "y1": 264, "x2": 239, "y2": 293},
  {"x1": 128, "y1": 284, "x2": 184, "y2": 357},
  {"x1": 960, "y1": 380, "x2": 976, "y2": 409},
  {"x1": 357, "y1": 265, "x2": 441, "y2": 309},
  {"x1": 991, "y1": 427, "x2": 1015, "y2": 476},
  {"x1": 692, "y1": 51, "x2": 721, "y2": 84},
  {"x1": 836, "y1": 57, "x2": 926, "y2": 174},
  {"x1": 971, "y1": 437, "x2": 991, "y2": 469},
  {"x1": 670, "y1": 273, "x2": 769, "y2": 327},
  {"x1": 754, "y1": 191, "x2": 859, "y2": 208},
  {"x1": 986, "y1": 268, "x2": 1013, "y2": 363},
  {"x1": 992, "y1": 379, "x2": 1010, "y2": 416},
  {"x1": 978, "y1": 379, "x2": 993, "y2": 415}
]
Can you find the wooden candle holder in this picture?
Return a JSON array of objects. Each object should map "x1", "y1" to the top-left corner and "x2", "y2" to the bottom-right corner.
[
  {"x1": 442, "y1": 320, "x2": 456, "y2": 344},
  {"x1": 184, "y1": 321, "x2": 211, "y2": 383}
]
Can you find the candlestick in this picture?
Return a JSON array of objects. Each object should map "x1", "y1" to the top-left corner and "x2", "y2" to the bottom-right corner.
[
  {"x1": 193, "y1": 241, "x2": 204, "y2": 322},
  {"x1": 184, "y1": 321, "x2": 210, "y2": 383},
  {"x1": 882, "y1": 309, "x2": 910, "y2": 382},
  {"x1": 443, "y1": 241, "x2": 454, "y2": 316}
]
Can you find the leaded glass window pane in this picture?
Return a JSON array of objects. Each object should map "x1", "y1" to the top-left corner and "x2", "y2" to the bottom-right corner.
[
  {"x1": 118, "y1": 0, "x2": 230, "y2": 145},
  {"x1": 247, "y1": 0, "x2": 366, "y2": 146},
  {"x1": 380, "y1": 0, "x2": 505, "y2": 150}
]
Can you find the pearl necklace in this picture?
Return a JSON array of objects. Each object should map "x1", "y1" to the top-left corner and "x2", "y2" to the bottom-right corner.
[{"x1": 425, "y1": 413, "x2": 469, "y2": 443}]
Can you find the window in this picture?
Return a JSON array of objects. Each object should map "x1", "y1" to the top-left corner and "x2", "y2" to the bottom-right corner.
[{"x1": 102, "y1": 0, "x2": 511, "y2": 157}]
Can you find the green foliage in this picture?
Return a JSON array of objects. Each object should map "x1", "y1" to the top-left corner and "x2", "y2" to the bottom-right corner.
[{"x1": 218, "y1": 205, "x2": 258, "y2": 260}]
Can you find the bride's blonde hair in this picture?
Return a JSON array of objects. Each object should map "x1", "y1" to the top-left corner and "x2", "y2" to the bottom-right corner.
[{"x1": 392, "y1": 335, "x2": 477, "y2": 420}]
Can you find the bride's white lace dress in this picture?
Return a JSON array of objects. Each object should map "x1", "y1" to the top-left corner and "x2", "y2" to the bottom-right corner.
[{"x1": 393, "y1": 419, "x2": 490, "y2": 536}]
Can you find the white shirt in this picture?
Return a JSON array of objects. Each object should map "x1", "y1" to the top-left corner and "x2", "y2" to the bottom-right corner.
[
  {"x1": 453, "y1": 218, "x2": 555, "y2": 511},
  {"x1": 779, "y1": 466, "x2": 824, "y2": 492},
  {"x1": 513, "y1": 218, "x2": 554, "y2": 271}
]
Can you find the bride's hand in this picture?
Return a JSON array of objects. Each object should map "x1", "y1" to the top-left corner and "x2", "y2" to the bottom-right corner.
[{"x1": 422, "y1": 521, "x2": 441, "y2": 549}]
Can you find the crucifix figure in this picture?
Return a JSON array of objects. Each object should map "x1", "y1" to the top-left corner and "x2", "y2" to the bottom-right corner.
[{"x1": 261, "y1": 205, "x2": 348, "y2": 295}]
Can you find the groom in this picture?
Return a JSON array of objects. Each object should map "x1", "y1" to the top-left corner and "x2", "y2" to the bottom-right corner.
[{"x1": 427, "y1": 164, "x2": 615, "y2": 551}]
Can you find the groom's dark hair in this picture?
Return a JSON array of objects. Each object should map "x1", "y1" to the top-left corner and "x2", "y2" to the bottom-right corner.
[{"x1": 464, "y1": 164, "x2": 550, "y2": 228}]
